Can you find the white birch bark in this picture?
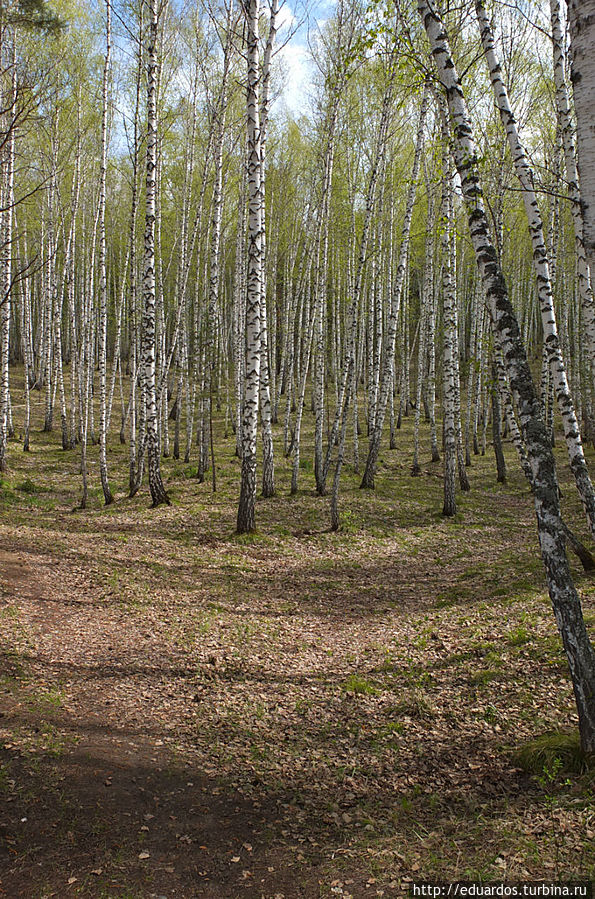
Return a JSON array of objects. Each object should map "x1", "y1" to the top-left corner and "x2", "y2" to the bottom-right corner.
[
  {"x1": 107, "y1": 247, "x2": 130, "y2": 433},
  {"x1": 567, "y1": 1, "x2": 595, "y2": 290},
  {"x1": 142, "y1": 0, "x2": 169, "y2": 507},
  {"x1": 0, "y1": 33, "x2": 15, "y2": 472},
  {"x1": 412, "y1": 251, "x2": 429, "y2": 476},
  {"x1": 290, "y1": 281, "x2": 314, "y2": 494},
  {"x1": 312, "y1": 133, "x2": 335, "y2": 495},
  {"x1": 98, "y1": 0, "x2": 113, "y2": 504},
  {"x1": 233, "y1": 174, "x2": 247, "y2": 459},
  {"x1": 43, "y1": 181, "x2": 55, "y2": 432},
  {"x1": 476, "y1": 0, "x2": 595, "y2": 538},
  {"x1": 259, "y1": 0, "x2": 278, "y2": 498},
  {"x1": 128, "y1": 21, "x2": 142, "y2": 492},
  {"x1": 486, "y1": 359, "x2": 505, "y2": 489},
  {"x1": 550, "y1": 0, "x2": 595, "y2": 384},
  {"x1": 450, "y1": 218, "x2": 470, "y2": 492},
  {"x1": 419, "y1": 0, "x2": 595, "y2": 753},
  {"x1": 464, "y1": 288, "x2": 479, "y2": 466},
  {"x1": 67, "y1": 95, "x2": 82, "y2": 450},
  {"x1": 424, "y1": 174, "x2": 440, "y2": 463},
  {"x1": 360, "y1": 86, "x2": 429, "y2": 488},
  {"x1": 440, "y1": 153, "x2": 457, "y2": 517},
  {"x1": 198, "y1": 2, "x2": 235, "y2": 488},
  {"x1": 237, "y1": 0, "x2": 263, "y2": 533},
  {"x1": 21, "y1": 276, "x2": 31, "y2": 451}
]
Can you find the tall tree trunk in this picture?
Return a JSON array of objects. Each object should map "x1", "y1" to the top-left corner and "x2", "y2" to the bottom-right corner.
[
  {"x1": 476, "y1": 0, "x2": 595, "y2": 537},
  {"x1": 0, "y1": 32, "x2": 15, "y2": 472},
  {"x1": 419, "y1": 0, "x2": 595, "y2": 753},
  {"x1": 142, "y1": 0, "x2": 169, "y2": 507},
  {"x1": 491, "y1": 360, "x2": 506, "y2": 484},
  {"x1": 360, "y1": 85, "x2": 429, "y2": 488},
  {"x1": 237, "y1": 0, "x2": 262, "y2": 533},
  {"x1": 440, "y1": 152, "x2": 457, "y2": 517},
  {"x1": 259, "y1": 0, "x2": 277, "y2": 498},
  {"x1": 567, "y1": 1, "x2": 595, "y2": 289},
  {"x1": 551, "y1": 0, "x2": 595, "y2": 386},
  {"x1": 98, "y1": 0, "x2": 113, "y2": 504}
]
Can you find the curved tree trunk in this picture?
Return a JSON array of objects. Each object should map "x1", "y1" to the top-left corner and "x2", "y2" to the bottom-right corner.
[
  {"x1": 550, "y1": 0, "x2": 595, "y2": 387},
  {"x1": 476, "y1": 0, "x2": 595, "y2": 537},
  {"x1": 418, "y1": 0, "x2": 595, "y2": 754}
]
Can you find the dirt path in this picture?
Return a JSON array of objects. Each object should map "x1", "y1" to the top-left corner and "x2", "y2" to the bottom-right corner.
[
  {"x1": 0, "y1": 440, "x2": 594, "y2": 897},
  {"x1": 0, "y1": 542, "x2": 322, "y2": 897}
]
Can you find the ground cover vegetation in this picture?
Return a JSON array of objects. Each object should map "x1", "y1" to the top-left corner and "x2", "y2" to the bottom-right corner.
[{"x1": 0, "y1": 0, "x2": 594, "y2": 895}]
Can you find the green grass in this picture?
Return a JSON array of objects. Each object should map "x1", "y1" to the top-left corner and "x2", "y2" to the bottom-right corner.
[
  {"x1": 341, "y1": 674, "x2": 380, "y2": 695},
  {"x1": 388, "y1": 690, "x2": 433, "y2": 719},
  {"x1": 512, "y1": 730, "x2": 593, "y2": 777},
  {"x1": 16, "y1": 478, "x2": 48, "y2": 494}
]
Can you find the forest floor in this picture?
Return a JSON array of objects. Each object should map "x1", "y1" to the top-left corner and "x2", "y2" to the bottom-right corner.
[{"x1": 0, "y1": 384, "x2": 594, "y2": 897}]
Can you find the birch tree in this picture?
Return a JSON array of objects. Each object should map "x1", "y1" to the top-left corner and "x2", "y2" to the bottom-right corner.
[
  {"x1": 98, "y1": 0, "x2": 112, "y2": 504},
  {"x1": 258, "y1": 0, "x2": 278, "y2": 498},
  {"x1": 567, "y1": 1, "x2": 595, "y2": 284},
  {"x1": 360, "y1": 84, "x2": 429, "y2": 489},
  {"x1": 550, "y1": 0, "x2": 595, "y2": 386},
  {"x1": 475, "y1": 0, "x2": 595, "y2": 539},
  {"x1": 439, "y1": 142, "x2": 457, "y2": 517},
  {"x1": 142, "y1": 0, "x2": 170, "y2": 507},
  {"x1": 237, "y1": 0, "x2": 262, "y2": 533},
  {"x1": 418, "y1": 0, "x2": 595, "y2": 753}
]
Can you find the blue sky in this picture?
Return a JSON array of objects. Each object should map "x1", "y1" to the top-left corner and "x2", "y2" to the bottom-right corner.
[{"x1": 273, "y1": 0, "x2": 337, "y2": 116}]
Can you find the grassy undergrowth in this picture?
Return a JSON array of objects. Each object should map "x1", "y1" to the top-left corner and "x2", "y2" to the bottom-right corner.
[{"x1": 0, "y1": 368, "x2": 594, "y2": 895}]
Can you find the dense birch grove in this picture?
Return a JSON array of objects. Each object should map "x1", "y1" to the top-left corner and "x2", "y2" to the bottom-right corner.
[{"x1": 1, "y1": 0, "x2": 595, "y2": 750}]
